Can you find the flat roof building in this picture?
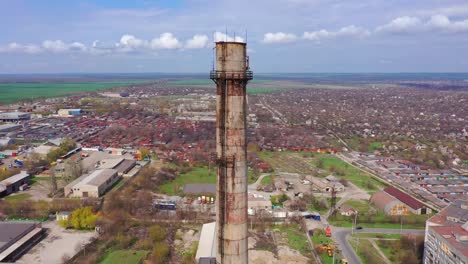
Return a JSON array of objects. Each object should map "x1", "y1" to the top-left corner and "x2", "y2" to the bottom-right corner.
[
  {"x1": 0, "y1": 112, "x2": 31, "y2": 122},
  {"x1": 0, "y1": 124, "x2": 22, "y2": 134},
  {"x1": 57, "y1": 109, "x2": 82, "y2": 117},
  {"x1": 0, "y1": 222, "x2": 45, "y2": 262},
  {"x1": 64, "y1": 169, "x2": 120, "y2": 198},
  {"x1": 0, "y1": 171, "x2": 31, "y2": 197},
  {"x1": 183, "y1": 184, "x2": 216, "y2": 195},
  {"x1": 424, "y1": 199, "x2": 468, "y2": 264}
]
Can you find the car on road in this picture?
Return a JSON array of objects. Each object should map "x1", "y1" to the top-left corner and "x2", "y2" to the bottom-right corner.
[{"x1": 356, "y1": 226, "x2": 363, "y2": 230}]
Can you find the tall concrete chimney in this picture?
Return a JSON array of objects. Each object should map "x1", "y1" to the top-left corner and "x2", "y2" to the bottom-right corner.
[{"x1": 210, "y1": 41, "x2": 252, "y2": 264}]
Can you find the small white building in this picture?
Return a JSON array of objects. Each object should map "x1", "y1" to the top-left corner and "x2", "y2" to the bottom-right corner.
[{"x1": 64, "y1": 169, "x2": 120, "y2": 198}]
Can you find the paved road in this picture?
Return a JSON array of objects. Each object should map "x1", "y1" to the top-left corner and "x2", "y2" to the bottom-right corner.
[{"x1": 331, "y1": 227, "x2": 424, "y2": 264}]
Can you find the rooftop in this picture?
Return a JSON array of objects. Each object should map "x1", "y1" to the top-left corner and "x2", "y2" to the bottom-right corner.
[
  {"x1": 0, "y1": 222, "x2": 36, "y2": 253},
  {"x1": 183, "y1": 184, "x2": 216, "y2": 195},
  {"x1": 384, "y1": 186, "x2": 425, "y2": 210},
  {"x1": 0, "y1": 171, "x2": 29, "y2": 186},
  {"x1": 72, "y1": 169, "x2": 118, "y2": 188},
  {"x1": 428, "y1": 199, "x2": 468, "y2": 226},
  {"x1": 430, "y1": 225, "x2": 468, "y2": 257}
]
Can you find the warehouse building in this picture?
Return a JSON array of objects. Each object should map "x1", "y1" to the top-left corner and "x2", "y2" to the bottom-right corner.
[
  {"x1": 371, "y1": 187, "x2": 431, "y2": 215},
  {"x1": 64, "y1": 169, "x2": 120, "y2": 198},
  {"x1": 0, "y1": 222, "x2": 45, "y2": 262},
  {"x1": 0, "y1": 112, "x2": 31, "y2": 122},
  {"x1": 57, "y1": 109, "x2": 82, "y2": 117},
  {"x1": 0, "y1": 124, "x2": 22, "y2": 135},
  {"x1": 424, "y1": 199, "x2": 468, "y2": 264},
  {"x1": 0, "y1": 171, "x2": 31, "y2": 197}
]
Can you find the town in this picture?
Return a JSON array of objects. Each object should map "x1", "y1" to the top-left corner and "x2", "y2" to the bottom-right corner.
[{"x1": 0, "y1": 73, "x2": 467, "y2": 264}]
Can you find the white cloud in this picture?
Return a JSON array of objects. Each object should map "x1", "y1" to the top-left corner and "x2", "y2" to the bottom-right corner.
[
  {"x1": 185, "y1": 34, "x2": 209, "y2": 49},
  {"x1": 42, "y1": 40, "x2": 69, "y2": 52},
  {"x1": 376, "y1": 16, "x2": 422, "y2": 33},
  {"x1": 214, "y1": 32, "x2": 244, "y2": 42},
  {"x1": 263, "y1": 32, "x2": 297, "y2": 43},
  {"x1": 376, "y1": 15, "x2": 468, "y2": 34},
  {"x1": 303, "y1": 25, "x2": 369, "y2": 41},
  {"x1": 0, "y1": 42, "x2": 41, "y2": 54},
  {"x1": 118, "y1": 34, "x2": 148, "y2": 49},
  {"x1": 150, "y1": 33, "x2": 181, "y2": 49},
  {"x1": 427, "y1": 15, "x2": 468, "y2": 33}
]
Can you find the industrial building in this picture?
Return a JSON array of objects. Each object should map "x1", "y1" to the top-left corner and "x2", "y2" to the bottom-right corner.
[
  {"x1": 57, "y1": 109, "x2": 82, "y2": 117},
  {"x1": 183, "y1": 184, "x2": 216, "y2": 195},
  {"x1": 210, "y1": 40, "x2": 253, "y2": 263},
  {"x1": 0, "y1": 112, "x2": 31, "y2": 122},
  {"x1": 0, "y1": 124, "x2": 22, "y2": 135},
  {"x1": 0, "y1": 137, "x2": 14, "y2": 147},
  {"x1": 424, "y1": 199, "x2": 468, "y2": 264},
  {"x1": 0, "y1": 171, "x2": 31, "y2": 197},
  {"x1": 0, "y1": 222, "x2": 45, "y2": 262},
  {"x1": 371, "y1": 187, "x2": 431, "y2": 215},
  {"x1": 64, "y1": 169, "x2": 120, "y2": 198}
]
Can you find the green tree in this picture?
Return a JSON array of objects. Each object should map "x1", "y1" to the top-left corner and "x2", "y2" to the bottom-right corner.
[
  {"x1": 149, "y1": 224, "x2": 167, "y2": 242},
  {"x1": 139, "y1": 147, "x2": 151, "y2": 160},
  {"x1": 152, "y1": 242, "x2": 170, "y2": 264},
  {"x1": 59, "y1": 206, "x2": 97, "y2": 230}
]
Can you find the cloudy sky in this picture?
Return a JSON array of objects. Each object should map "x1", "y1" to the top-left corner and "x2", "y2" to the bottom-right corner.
[{"x1": 1, "y1": 0, "x2": 468, "y2": 73}]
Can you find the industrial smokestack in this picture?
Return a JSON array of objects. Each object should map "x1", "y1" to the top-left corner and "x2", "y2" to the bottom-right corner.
[{"x1": 210, "y1": 41, "x2": 253, "y2": 264}]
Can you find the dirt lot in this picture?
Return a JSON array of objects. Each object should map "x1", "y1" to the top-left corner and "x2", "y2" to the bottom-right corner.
[{"x1": 17, "y1": 221, "x2": 96, "y2": 264}]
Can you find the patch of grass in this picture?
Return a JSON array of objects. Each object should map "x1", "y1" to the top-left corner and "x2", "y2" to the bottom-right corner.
[
  {"x1": 4, "y1": 193, "x2": 32, "y2": 201},
  {"x1": 247, "y1": 169, "x2": 258, "y2": 184},
  {"x1": 307, "y1": 197, "x2": 341, "y2": 215},
  {"x1": 376, "y1": 239, "x2": 401, "y2": 262},
  {"x1": 368, "y1": 142, "x2": 383, "y2": 151},
  {"x1": 260, "y1": 175, "x2": 273, "y2": 185},
  {"x1": 350, "y1": 233, "x2": 403, "y2": 239},
  {"x1": 159, "y1": 166, "x2": 215, "y2": 195},
  {"x1": 29, "y1": 177, "x2": 49, "y2": 185},
  {"x1": 100, "y1": 250, "x2": 149, "y2": 264},
  {"x1": 0, "y1": 81, "x2": 150, "y2": 104},
  {"x1": 275, "y1": 224, "x2": 309, "y2": 255},
  {"x1": 348, "y1": 238, "x2": 386, "y2": 264},
  {"x1": 113, "y1": 178, "x2": 127, "y2": 190}
]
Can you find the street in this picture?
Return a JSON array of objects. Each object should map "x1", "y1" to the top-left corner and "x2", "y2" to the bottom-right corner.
[{"x1": 331, "y1": 227, "x2": 425, "y2": 264}]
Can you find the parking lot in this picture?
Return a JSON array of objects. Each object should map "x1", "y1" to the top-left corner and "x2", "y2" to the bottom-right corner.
[{"x1": 17, "y1": 221, "x2": 96, "y2": 264}]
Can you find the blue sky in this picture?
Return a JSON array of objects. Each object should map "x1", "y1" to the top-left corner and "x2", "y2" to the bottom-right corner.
[{"x1": 1, "y1": 0, "x2": 468, "y2": 73}]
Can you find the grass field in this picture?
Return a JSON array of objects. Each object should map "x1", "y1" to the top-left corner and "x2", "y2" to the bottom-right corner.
[
  {"x1": 275, "y1": 224, "x2": 310, "y2": 255},
  {"x1": 100, "y1": 250, "x2": 149, "y2": 264},
  {"x1": 348, "y1": 238, "x2": 386, "y2": 264},
  {"x1": 4, "y1": 193, "x2": 32, "y2": 201},
  {"x1": 0, "y1": 81, "x2": 150, "y2": 104},
  {"x1": 310, "y1": 232, "x2": 334, "y2": 264},
  {"x1": 159, "y1": 166, "x2": 215, "y2": 195},
  {"x1": 350, "y1": 233, "x2": 403, "y2": 239}
]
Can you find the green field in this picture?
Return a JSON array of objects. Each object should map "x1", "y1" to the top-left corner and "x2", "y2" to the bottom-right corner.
[
  {"x1": 0, "y1": 81, "x2": 150, "y2": 104},
  {"x1": 275, "y1": 224, "x2": 310, "y2": 255},
  {"x1": 3, "y1": 193, "x2": 32, "y2": 201},
  {"x1": 100, "y1": 250, "x2": 149, "y2": 264},
  {"x1": 159, "y1": 166, "x2": 215, "y2": 195},
  {"x1": 260, "y1": 175, "x2": 273, "y2": 185}
]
